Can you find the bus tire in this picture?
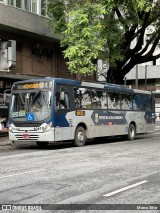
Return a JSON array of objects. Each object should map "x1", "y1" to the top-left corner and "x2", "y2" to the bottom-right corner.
[
  {"x1": 73, "y1": 126, "x2": 86, "y2": 147},
  {"x1": 36, "y1": 142, "x2": 49, "y2": 147},
  {"x1": 128, "y1": 124, "x2": 136, "y2": 140},
  {"x1": 12, "y1": 141, "x2": 17, "y2": 148}
]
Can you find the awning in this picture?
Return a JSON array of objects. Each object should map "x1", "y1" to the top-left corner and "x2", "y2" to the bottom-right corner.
[{"x1": 0, "y1": 72, "x2": 39, "y2": 80}]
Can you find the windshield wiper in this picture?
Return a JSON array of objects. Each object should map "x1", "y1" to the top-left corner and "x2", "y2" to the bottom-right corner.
[{"x1": 29, "y1": 90, "x2": 41, "y2": 106}]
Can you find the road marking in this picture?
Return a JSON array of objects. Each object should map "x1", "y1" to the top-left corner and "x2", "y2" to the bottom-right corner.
[
  {"x1": 103, "y1": 180, "x2": 148, "y2": 197},
  {"x1": 112, "y1": 142, "x2": 127, "y2": 145},
  {"x1": 108, "y1": 152, "x2": 132, "y2": 157},
  {"x1": 0, "y1": 169, "x2": 45, "y2": 179}
]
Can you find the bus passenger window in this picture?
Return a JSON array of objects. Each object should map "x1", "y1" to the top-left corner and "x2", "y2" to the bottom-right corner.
[
  {"x1": 143, "y1": 95, "x2": 151, "y2": 111},
  {"x1": 92, "y1": 90, "x2": 107, "y2": 109},
  {"x1": 56, "y1": 90, "x2": 70, "y2": 109},
  {"x1": 133, "y1": 94, "x2": 143, "y2": 110},
  {"x1": 64, "y1": 92, "x2": 70, "y2": 109},
  {"x1": 74, "y1": 88, "x2": 92, "y2": 109},
  {"x1": 121, "y1": 93, "x2": 133, "y2": 110},
  {"x1": 108, "y1": 92, "x2": 120, "y2": 109},
  {"x1": 74, "y1": 88, "x2": 81, "y2": 108},
  {"x1": 81, "y1": 88, "x2": 92, "y2": 109}
]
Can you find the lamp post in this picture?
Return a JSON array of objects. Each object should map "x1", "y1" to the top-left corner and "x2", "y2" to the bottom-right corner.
[
  {"x1": 135, "y1": 63, "x2": 138, "y2": 89},
  {"x1": 124, "y1": 77, "x2": 127, "y2": 86},
  {"x1": 145, "y1": 65, "x2": 147, "y2": 90}
]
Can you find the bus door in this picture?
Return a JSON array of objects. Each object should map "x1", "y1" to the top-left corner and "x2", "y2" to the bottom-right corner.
[{"x1": 54, "y1": 85, "x2": 73, "y2": 141}]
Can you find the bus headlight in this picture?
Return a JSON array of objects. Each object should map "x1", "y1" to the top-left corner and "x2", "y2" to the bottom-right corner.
[
  {"x1": 9, "y1": 126, "x2": 12, "y2": 132},
  {"x1": 44, "y1": 122, "x2": 52, "y2": 132}
]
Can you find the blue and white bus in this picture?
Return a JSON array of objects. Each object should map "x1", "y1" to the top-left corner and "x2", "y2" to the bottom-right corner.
[{"x1": 9, "y1": 77, "x2": 155, "y2": 147}]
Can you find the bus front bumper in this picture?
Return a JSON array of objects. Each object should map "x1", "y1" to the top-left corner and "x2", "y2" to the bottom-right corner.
[{"x1": 9, "y1": 129, "x2": 55, "y2": 142}]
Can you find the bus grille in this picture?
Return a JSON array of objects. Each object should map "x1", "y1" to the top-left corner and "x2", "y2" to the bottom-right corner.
[{"x1": 15, "y1": 135, "x2": 39, "y2": 140}]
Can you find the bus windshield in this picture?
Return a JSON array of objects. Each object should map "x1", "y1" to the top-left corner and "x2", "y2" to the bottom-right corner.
[{"x1": 10, "y1": 90, "x2": 52, "y2": 122}]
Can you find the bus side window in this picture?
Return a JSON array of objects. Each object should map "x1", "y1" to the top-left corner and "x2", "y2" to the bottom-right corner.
[
  {"x1": 74, "y1": 87, "x2": 92, "y2": 109},
  {"x1": 92, "y1": 90, "x2": 107, "y2": 109},
  {"x1": 74, "y1": 88, "x2": 81, "y2": 108},
  {"x1": 143, "y1": 95, "x2": 151, "y2": 111},
  {"x1": 81, "y1": 88, "x2": 92, "y2": 109},
  {"x1": 133, "y1": 94, "x2": 144, "y2": 110},
  {"x1": 55, "y1": 90, "x2": 70, "y2": 109},
  {"x1": 63, "y1": 92, "x2": 70, "y2": 109},
  {"x1": 121, "y1": 93, "x2": 133, "y2": 110},
  {"x1": 108, "y1": 92, "x2": 120, "y2": 109}
]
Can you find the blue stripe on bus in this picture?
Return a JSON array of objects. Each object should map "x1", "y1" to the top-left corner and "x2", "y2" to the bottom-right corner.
[{"x1": 55, "y1": 113, "x2": 69, "y2": 127}]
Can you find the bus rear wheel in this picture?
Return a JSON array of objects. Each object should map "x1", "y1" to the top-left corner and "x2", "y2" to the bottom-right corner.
[
  {"x1": 73, "y1": 126, "x2": 86, "y2": 147},
  {"x1": 36, "y1": 142, "x2": 49, "y2": 147},
  {"x1": 128, "y1": 124, "x2": 136, "y2": 140}
]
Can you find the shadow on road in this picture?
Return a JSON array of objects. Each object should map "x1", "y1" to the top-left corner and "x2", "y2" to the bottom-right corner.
[
  {"x1": 11, "y1": 136, "x2": 130, "y2": 151},
  {"x1": 0, "y1": 132, "x2": 156, "y2": 152}
]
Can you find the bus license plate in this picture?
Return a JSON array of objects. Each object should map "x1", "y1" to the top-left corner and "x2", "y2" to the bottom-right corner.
[{"x1": 22, "y1": 134, "x2": 30, "y2": 139}]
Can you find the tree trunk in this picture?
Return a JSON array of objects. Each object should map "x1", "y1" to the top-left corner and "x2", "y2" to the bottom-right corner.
[{"x1": 107, "y1": 67, "x2": 126, "y2": 85}]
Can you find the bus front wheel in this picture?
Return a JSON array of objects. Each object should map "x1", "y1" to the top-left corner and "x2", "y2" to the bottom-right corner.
[
  {"x1": 73, "y1": 126, "x2": 86, "y2": 147},
  {"x1": 128, "y1": 124, "x2": 136, "y2": 140}
]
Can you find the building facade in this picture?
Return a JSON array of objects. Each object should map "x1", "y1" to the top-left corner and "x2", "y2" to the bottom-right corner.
[
  {"x1": 0, "y1": 0, "x2": 95, "y2": 128},
  {"x1": 0, "y1": 0, "x2": 75, "y2": 86}
]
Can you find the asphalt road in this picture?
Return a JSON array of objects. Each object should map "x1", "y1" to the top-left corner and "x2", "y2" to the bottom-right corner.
[{"x1": 0, "y1": 132, "x2": 160, "y2": 213}]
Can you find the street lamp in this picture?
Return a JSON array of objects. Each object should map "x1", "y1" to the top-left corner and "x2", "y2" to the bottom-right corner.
[
  {"x1": 145, "y1": 65, "x2": 147, "y2": 90},
  {"x1": 135, "y1": 63, "x2": 138, "y2": 89}
]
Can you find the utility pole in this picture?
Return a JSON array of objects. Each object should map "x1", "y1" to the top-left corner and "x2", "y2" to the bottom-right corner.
[
  {"x1": 135, "y1": 63, "x2": 138, "y2": 89},
  {"x1": 145, "y1": 65, "x2": 147, "y2": 90}
]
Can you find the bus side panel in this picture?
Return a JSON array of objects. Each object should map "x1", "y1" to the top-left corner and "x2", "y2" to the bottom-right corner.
[
  {"x1": 91, "y1": 110, "x2": 128, "y2": 137},
  {"x1": 125, "y1": 111, "x2": 155, "y2": 134},
  {"x1": 54, "y1": 111, "x2": 74, "y2": 141},
  {"x1": 66, "y1": 110, "x2": 104, "y2": 139},
  {"x1": 54, "y1": 127, "x2": 63, "y2": 141},
  {"x1": 54, "y1": 127, "x2": 73, "y2": 141},
  {"x1": 54, "y1": 110, "x2": 155, "y2": 142}
]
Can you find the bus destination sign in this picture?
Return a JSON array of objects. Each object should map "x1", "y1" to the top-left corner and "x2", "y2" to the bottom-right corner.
[
  {"x1": 23, "y1": 83, "x2": 44, "y2": 89},
  {"x1": 13, "y1": 81, "x2": 52, "y2": 90}
]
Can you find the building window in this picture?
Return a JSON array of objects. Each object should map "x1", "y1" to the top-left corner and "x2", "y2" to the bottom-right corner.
[
  {"x1": 41, "y1": 0, "x2": 47, "y2": 16},
  {"x1": 23, "y1": 0, "x2": 37, "y2": 13},
  {"x1": 31, "y1": 0, "x2": 37, "y2": 14},
  {"x1": 7, "y1": 0, "x2": 39, "y2": 14},
  {"x1": 8, "y1": 0, "x2": 21, "y2": 7},
  {"x1": 16, "y1": 0, "x2": 21, "y2": 8},
  {"x1": 24, "y1": 0, "x2": 30, "y2": 11},
  {"x1": 8, "y1": 0, "x2": 14, "y2": 6}
]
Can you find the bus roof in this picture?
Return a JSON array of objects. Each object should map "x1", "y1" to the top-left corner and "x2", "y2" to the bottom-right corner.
[{"x1": 13, "y1": 77, "x2": 152, "y2": 94}]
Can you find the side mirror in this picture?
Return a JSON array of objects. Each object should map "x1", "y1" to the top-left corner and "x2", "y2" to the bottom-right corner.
[{"x1": 4, "y1": 89, "x2": 11, "y2": 105}]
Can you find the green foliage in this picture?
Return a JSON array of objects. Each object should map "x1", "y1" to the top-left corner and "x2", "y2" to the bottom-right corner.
[
  {"x1": 61, "y1": 3, "x2": 107, "y2": 74},
  {"x1": 47, "y1": 0, "x2": 160, "y2": 81}
]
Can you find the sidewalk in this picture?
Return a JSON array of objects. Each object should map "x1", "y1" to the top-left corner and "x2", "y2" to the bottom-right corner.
[
  {"x1": 155, "y1": 121, "x2": 160, "y2": 132},
  {"x1": 0, "y1": 135, "x2": 13, "y2": 151},
  {"x1": 155, "y1": 126, "x2": 160, "y2": 132},
  {"x1": 0, "y1": 133, "x2": 11, "y2": 145}
]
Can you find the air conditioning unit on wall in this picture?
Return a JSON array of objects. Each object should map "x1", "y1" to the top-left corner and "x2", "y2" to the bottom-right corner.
[
  {"x1": 8, "y1": 40, "x2": 16, "y2": 69},
  {"x1": 0, "y1": 40, "x2": 16, "y2": 72}
]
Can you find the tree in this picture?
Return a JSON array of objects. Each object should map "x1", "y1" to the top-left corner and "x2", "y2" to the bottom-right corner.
[{"x1": 47, "y1": 0, "x2": 160, "y2": 84}]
